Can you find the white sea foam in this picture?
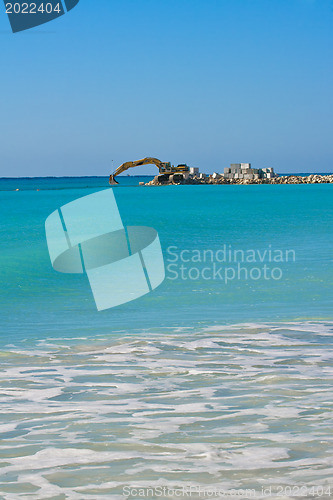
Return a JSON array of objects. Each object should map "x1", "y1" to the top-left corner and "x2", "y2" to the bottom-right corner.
[{"x1": 0, "y1": 322, "x2": 332, "y2": 499}]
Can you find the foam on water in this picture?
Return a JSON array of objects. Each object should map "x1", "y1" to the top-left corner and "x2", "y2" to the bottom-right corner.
[{"x1": 0, "y1": 322, "x2": 332, "y2": 499}]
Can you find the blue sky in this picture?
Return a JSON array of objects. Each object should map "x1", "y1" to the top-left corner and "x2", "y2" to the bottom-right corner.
[{"x1": 0, "y1": 0, "x2": 332, "y2": 176}]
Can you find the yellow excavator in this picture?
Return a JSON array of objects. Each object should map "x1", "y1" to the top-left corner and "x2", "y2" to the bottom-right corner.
[{"x1": 109, "y1": 157, "x2": 189, "y2": 185}]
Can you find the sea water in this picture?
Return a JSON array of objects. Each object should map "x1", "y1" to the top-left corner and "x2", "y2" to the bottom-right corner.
[{"x1": 0, "y1": 178, "x2": 332, "y2": 499}]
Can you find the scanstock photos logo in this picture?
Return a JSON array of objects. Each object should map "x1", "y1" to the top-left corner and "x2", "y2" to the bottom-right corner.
[
  {"x1": 3, "y1": 0, "x2": 79, "y2": 33},
  {"x1": 45, "y1": 189, "x2": 165, "y2": 312}
]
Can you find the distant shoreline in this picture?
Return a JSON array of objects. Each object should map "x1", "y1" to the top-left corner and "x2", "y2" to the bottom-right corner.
[{"x1": 0, "y1": 173, "x2": 332, "y2": 180}]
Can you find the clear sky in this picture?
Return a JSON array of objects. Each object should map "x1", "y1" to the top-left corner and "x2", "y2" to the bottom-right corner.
[{"x1": 0, "y1": 0, "x2": 332, "y2": 176}]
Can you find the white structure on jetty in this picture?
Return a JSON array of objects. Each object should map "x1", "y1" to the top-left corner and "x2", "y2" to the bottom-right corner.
[{"x1": 223, "y1": 163, "x2": 276, "y2": 180}]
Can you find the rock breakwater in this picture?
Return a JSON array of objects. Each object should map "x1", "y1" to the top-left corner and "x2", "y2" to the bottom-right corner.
[{"x1": 143, "y1": 173, "x2": 333, "y2": 186}]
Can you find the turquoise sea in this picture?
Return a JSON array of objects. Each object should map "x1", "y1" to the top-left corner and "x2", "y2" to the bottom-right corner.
[{"x1": 0, "y1": 177, "x2": 332, "y2": 499}]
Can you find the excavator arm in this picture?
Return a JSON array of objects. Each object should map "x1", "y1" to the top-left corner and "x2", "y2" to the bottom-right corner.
[{"x1": 109, "y1": 157, "x2": 165, "y2": 185}]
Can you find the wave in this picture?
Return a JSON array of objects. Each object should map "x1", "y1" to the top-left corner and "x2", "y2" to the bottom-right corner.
[{"x1": 0, "y1": 321, "x2": 332, "y2": 499}]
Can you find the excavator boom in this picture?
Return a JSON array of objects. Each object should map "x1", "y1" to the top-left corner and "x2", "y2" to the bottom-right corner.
[{"x1": 109, "y1": 157, "x2": 167, "y2": 185}]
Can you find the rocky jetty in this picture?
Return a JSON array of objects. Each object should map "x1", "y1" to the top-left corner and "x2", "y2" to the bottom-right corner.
[{"x1": 144, "y1": 173, "x2": 333, "y2": 186}]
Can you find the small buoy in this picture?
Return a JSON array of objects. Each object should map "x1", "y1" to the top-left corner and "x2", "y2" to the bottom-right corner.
[
  {"x1": 15, "y1": 189, "x2": 19, "y2": 191},
  {"x1": 37, "y1": 189, "x2": 40, "y2": 191}
]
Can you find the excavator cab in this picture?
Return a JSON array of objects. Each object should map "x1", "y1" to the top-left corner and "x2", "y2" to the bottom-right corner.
[{"x1": 159, "y1": 162, "x2": 172, "y2": 173}]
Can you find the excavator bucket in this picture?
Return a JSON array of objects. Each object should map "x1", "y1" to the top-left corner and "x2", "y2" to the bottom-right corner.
[{"x1": 109, "y1": 175, "x2": 119, "y2": 185}]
